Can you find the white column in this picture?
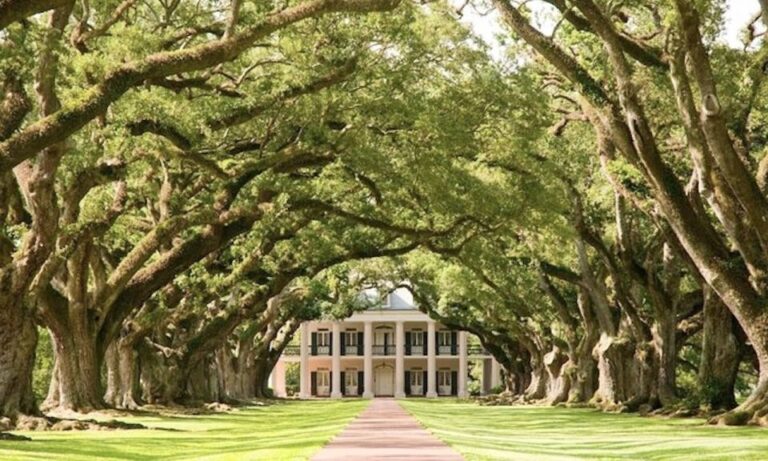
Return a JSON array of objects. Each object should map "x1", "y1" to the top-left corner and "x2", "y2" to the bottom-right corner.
[
  {"x1": 395, "y1": 321, "x2": 405, "y2": 398},
  {"x1": 458, "y1": 331, "x2": 468, "y2": 398},
  {"x1": 426, "y1": 321, "x2": 437, "y2": 398},
  {"x1": 299, "y1": 323, "x2": 310, "y2": 399},
  {"x1": 491, "y1": 358, "x2": 501, "y2": 389},
  {"x1": 272, "y1": 359, "x2": 287, "y2": 398},
  {"x1": 363, "y1": 321, "x2": 373, "y2": 398},
  {"x1": 331, "y1": 322, "x2": 342, "y2": 398}
]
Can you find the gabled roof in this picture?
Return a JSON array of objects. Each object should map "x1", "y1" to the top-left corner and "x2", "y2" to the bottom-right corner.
[{"x1": 361, "y1": 286, "x2": 417, "y2": 311}]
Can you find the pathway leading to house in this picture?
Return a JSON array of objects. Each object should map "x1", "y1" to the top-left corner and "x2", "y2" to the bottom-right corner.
[{"x1": 311, "y1": 399, "x2": 464, "y2": 461}]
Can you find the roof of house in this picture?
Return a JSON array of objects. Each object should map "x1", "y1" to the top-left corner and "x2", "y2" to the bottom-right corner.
[{"x1": 361, "y1": 287, "x2": 417, "y2": 311}]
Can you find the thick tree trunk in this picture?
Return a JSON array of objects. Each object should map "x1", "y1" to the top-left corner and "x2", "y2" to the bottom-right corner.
[
  {"x1": 182, "y1": 354, "x2": 217, "y2": 404},
  {"x1": 252, "y1": 361, "x2": 272, "y2": 399},
  {"x1": 544, "y1": 346, "x2": 570, "y2": 404},
  {"x1": 568, "y1": 342, "x2": 597, "y2": 404},
  {"x1": 0, "y1": 303, "x2": 38, "y2": 418},
  {"x1": 652, "y1": 307, "x2": 677, "y2": 407},
  {"x1": 699, "y1": 289, "x2": 739, "y2": 410},
  {"x1": 627, "y1": 340, "x2": 659, "y2": 410},
  {"x1": 104, "y1": 340, "x2": 140, "y2": 409},
  {"x1": 591, "y1": 333, "x2": 638, "y2": 411},
  {"x1": 523, "y1": 346, "x2": 547, "y2": 400},
  {"x1": 137, "y1": 345, "x2": 178, "y2": 405},
  {"x1": 46, "y1": 329, "x2": 104, "y2": 412},
  {"x1": 568, "y1": 289, "x2": 599, "y2": 403},
  {"x1": 214, "y1": 343, "x2": 258, "y2": 402}
]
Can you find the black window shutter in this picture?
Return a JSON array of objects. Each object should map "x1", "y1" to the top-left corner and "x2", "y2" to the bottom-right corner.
[
  {"x1": 311, "y1": 332, "x2": 317, "y2": 356},
  {"x1": 405, "y1": 332, "x2": 411, "y2": 356},
  {"x1": 329, "y1": 334, "x2": 333, "y2": 356},
  {"x1": 357, "y1": 332, "x2": 364, "y2": 355},
  {"x1": 404, "y1": 371, "x2": 411, "y2": 396},
  {"x1": 311, "y1": 372, "x2": 317, "y2": 396},
  {"x1": 422, "y1": 332, "x2": 428, "y2": 354},
  {"x1": 357, "y1": 371, "x2": 364, "y2": 395},
  {"x1": 436, "y1": 371, "x2": 439, "y2": 393},
  {"x1": 341, "y1": 372, "x2": 346, "y2": 396},
  {"x1": 422, "y1": 371, "x2": 428, "y2": 395},
  {"x1": 340, "y1": 334, "x2": 345, "y2": 356},
  {"x1": 435, "y1": 332, "x2": 440, "y2": 356},
  {"x1": 451, "y1": 371, "x2": 458, "y2": 396},
  {"x1": 451, "y1": 331, "x2": 458, "y2": 355}
]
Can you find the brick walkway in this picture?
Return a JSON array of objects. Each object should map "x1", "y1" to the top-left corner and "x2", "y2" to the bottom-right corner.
[{"x1": 311, "y1": 399, "x2": 463, "y2": 461}]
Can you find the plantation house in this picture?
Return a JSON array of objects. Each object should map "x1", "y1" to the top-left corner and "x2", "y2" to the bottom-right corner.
[{"x1": 272, "y1": 288, "x2": 501, "y2": 398}]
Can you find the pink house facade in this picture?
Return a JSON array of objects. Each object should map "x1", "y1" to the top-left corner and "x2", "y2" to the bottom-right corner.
[{"x1": 271, "y1": 288, "x2": 502, "y2": 398}]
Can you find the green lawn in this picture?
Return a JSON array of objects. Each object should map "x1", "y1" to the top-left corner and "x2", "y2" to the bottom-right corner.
[
  {"x1": 0, "y1": 399, "x2": 368, "y2": 461},
  {"x1": 399, "y1": 399, "x2": 768, "y2": 461}
]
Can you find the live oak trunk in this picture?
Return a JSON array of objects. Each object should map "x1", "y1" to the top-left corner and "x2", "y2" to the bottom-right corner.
[
  {"x1": 0, "y1": 301, "x2": 38, "y2": 418},
  {"x1": 214, "y1": 343, "x2": 257, "y2": 402},
  {"x1": 544, "y1": 346, "x2": 571, "y2": 404},
  {"x1": 591, "y1": 333, "x2": 637, "y2": 410},
  {"x1": 45, "y1": 328, "x2": 104, "y2": 412},
  {"x1": 652, "y1": 308, "x2": 678, "y2": 407},
  {"x1": 104, "y1": 340, "x2": 140, "y2": 409},
  {"x1": 522, "y1": 343, "x2": 547, "y2": 401},
  {"x1": 699, "y1": 289, "x2": 740, "y2": 410}
]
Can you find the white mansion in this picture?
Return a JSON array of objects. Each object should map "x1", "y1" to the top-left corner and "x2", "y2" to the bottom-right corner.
[{"x1": 271, "y1": 288, "x2": 502, "y2": 398}]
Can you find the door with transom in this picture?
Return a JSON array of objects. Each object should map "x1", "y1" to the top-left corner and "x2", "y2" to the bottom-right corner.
[{"x1": 374, "y1": 364, "x2": 394, "y2": 396}]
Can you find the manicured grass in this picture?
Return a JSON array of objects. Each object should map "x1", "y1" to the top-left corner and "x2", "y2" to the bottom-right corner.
[
  {"x1": 400, "y1": 399, "x2": 768, "y2": 461},
  {"x1": 0, "y1": 399, "x2": 368, "y2": 461}
]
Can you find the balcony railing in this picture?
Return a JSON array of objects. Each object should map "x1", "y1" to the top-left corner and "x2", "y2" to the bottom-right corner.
[
  {"x1": 408, "y1": 345, "x2": 425, "y2": 356},
  {"x1": 438, "y1": 345, "x2": 453, "y2": 355},
  {"x1": 290, "y1": 338, "x2": 485, "y2": 357},
  {"x1": 372, "y1": 345, "x2": 394, "y2": 355},
  {"x1": 342, "y1": 344, "x2": 361, "y2": 355}
]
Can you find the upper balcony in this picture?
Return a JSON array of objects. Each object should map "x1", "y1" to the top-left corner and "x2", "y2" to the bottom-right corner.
[{"x1": 301, "y1": 328, "x2": 488, "y2": 357}]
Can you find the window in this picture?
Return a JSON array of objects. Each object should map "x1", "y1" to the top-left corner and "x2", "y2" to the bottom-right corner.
[
  {"x1": 345, "y1": 330, "x2": 358, "y2": 346},
  {"x1": 345, "y1": 370, "x2": 358, "y2": 387},
  {"x1": 317, "y1": 370, "x2": 330, "y2": 387},
  {"x1": 438, "y1": 330, "x2": 452, "y2": 346},
  {"x1": 317, "y1": 330, "x2": 330, "y2": 347},
  {"x1": 411, "y1": 330, "x2": 423, "y2": 346},
  {"x1": 438, "y1": 370, "x2": 452, "y2": 387},
  {"x1": 411, "y1": 371, "x2": 423, "y2": 387}
]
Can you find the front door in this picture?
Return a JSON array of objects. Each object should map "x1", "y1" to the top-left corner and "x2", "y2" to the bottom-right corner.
[{"x1": 374, "y1": 365, "x2": 394, "y2": 396}]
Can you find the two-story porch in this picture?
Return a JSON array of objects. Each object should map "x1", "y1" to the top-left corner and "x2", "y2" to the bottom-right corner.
[{"x1": 271, "y1": 290, "x2": 500, "y2": 398}]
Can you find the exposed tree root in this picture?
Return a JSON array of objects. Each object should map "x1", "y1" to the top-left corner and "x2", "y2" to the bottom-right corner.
[
  {"x1": 0, "y1": 413, "x2": 146, "y2": 432},
  {"x1": 708, "y1": 379, "x2": 768, "y2": 426}
]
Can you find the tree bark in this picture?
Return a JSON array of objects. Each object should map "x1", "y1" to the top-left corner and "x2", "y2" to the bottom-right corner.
[
  {"x1": 0, "y1": 302, "x2": 38, "y2": 418},
  {"x1": 544, "y1": 346, "x2": 570, "y2": 404},
  {"x1": 104, "y1": 339, "x2": 140, "y2": 409},
  {"x1": 521, "y1": 339, "x2": 547, "y2": 401},
  {"x1": 699, "y1": 288, "x2": 739, "y2": 410},
  {"x1": 591, "y1": 332, "x2": 637, "y2": 410},
  {"x1": 45, "y1": 328, "x2": 104, "y2": 412},
  {"x1": 652, "y1": 306, "x2": 677, "y2": 406},
  {"x1": 568, "y1": 289, "x2": 598, "y2": 403}
]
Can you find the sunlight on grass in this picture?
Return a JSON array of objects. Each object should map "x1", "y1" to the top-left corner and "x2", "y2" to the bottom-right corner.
[
  {"x1": 0, "y1": 399, "x2": 368, "y2": 461},
  {"x1": 400, "y1": 399, "x2": 768, "y2": 461}
]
